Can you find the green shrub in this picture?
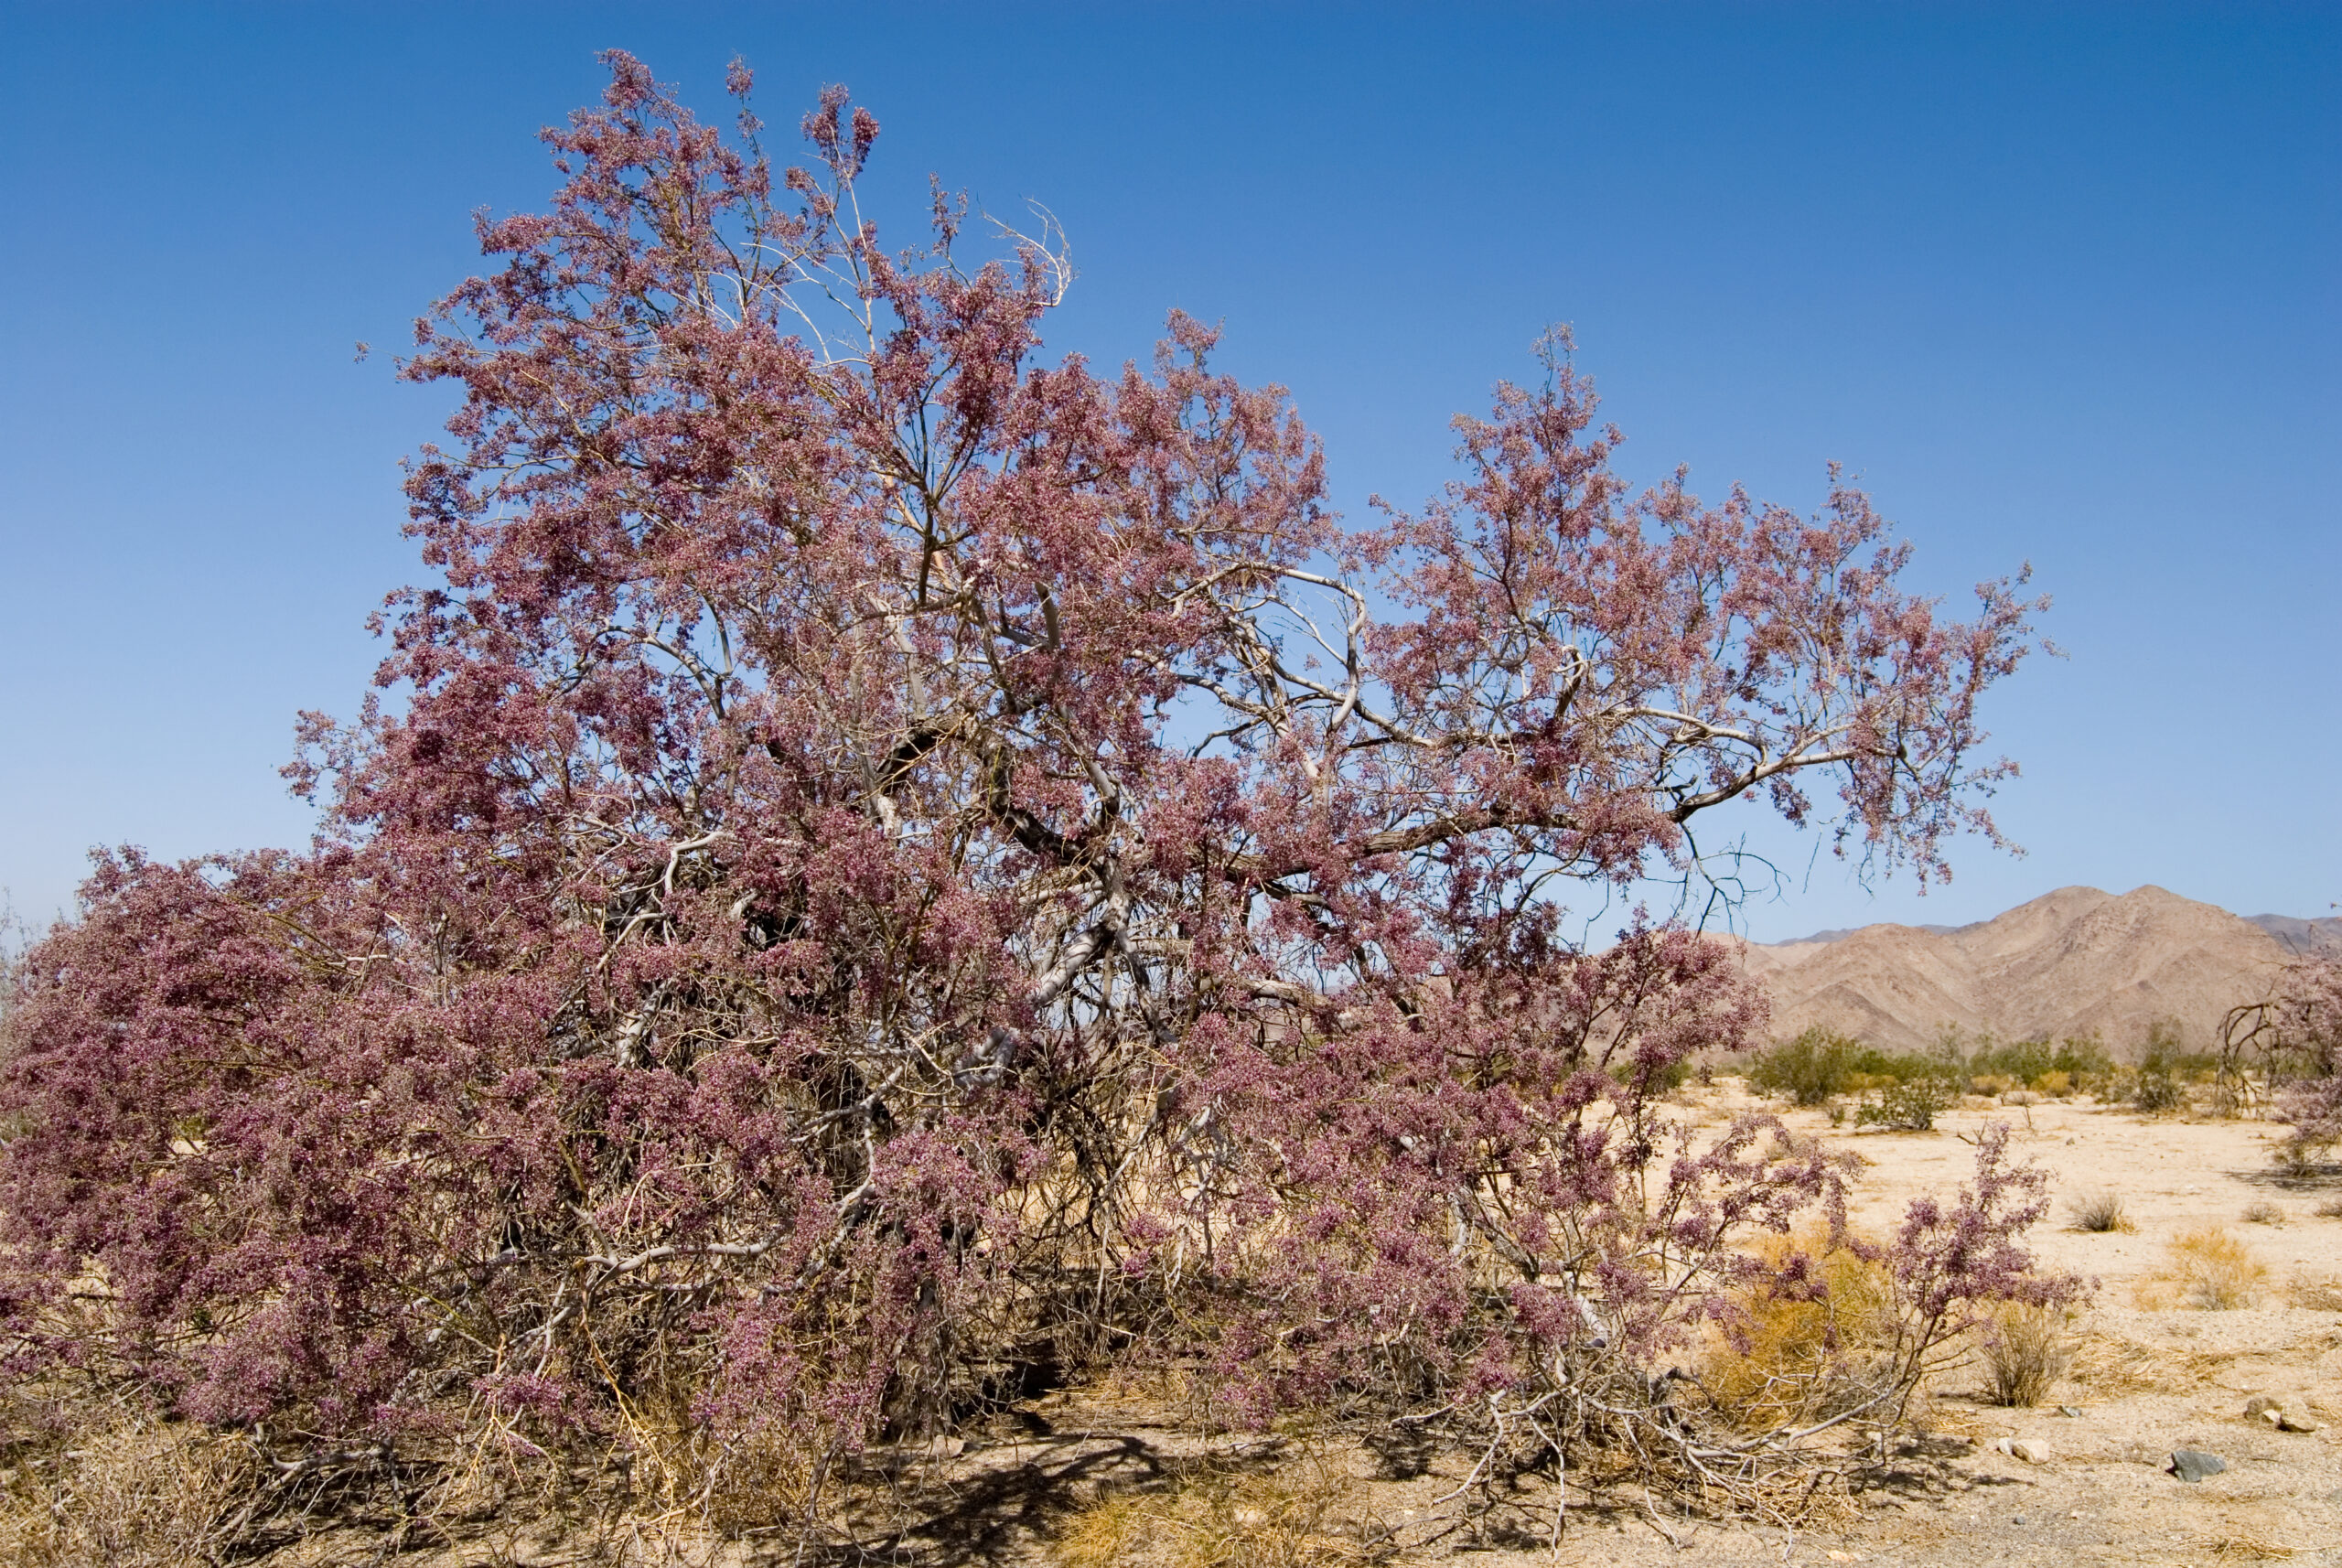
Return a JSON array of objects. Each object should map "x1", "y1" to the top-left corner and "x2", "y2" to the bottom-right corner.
[
  {"x1": 1746, "y1": 1028, "x2": 1876, "y2": 1106},
  {"x1": 2139, "y1": 1022, "x2": 2218, "y2": 1084},
  {"x1": 2128, "y1": 1069, "x2": 2186, "y2": 1114},
  {"x1": 1855, "y1": 1073, "x2": 1959, "y2": 1132},
  {"x1": 1617, "y1": 1056, "x2": 1692, "y2": 1093},
  {"x1": 1961, "y1": 1035, "x2": 2116, "y2": 1096},
  {"x1": 2122, "y1": 1021, "x2": 2217, "y2": 1112},
  {"x1": 2048, "y1": 1036, "x2": 2116, "y2": 1090},
  {"x1": 1749, "y1": 1028, "x2": 1969, "y2": 1110},
  {"x1": 1968, "y1": 1036, "x2": 2053, "y2": 1088}
]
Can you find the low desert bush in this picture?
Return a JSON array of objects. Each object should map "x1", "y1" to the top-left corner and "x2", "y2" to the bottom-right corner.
[
  {"x1": 2122, "y1": 1022, "x2": 2220, "y2": 1115},
  {"x1": 1746, "y1": 1031, "x2": 1967, "y2": 1124},
  {"x1": 1964, "y1": 1036, "x2": 2051, "y2": 1087},
  {"x1": 1619, "y1": 1054, "x2": 1692, "y2": 1095},
  {"x1": 2316, "y1": 1197, "x2": 2342, "y2": 1219},
  {"x1": 1856, "y1": 1073, "x2": 1959, "y2": 1132},
  {"x1": 2134, "y1": 1228, "x2": 2270, "y2": 1311},
  {"x1": 2240, "y1": 1199, "x2": 2285, "y2": 1226},
  {"x1": 1961, "y1": 1035, "x2": 2115, "y2": 1097},
  {"x1": 2066, "y1": 1191, "x2": 2133, "y2": 1233},
  {"x1": 1751, "y1": 1029, "x2": 1985, "y2": 1118},
  {"x1": 2288, "y1": 1271, "x2": 2342, "y2": 1312},
  {"x1": 1982, "y1": 1304, "x2": 2068, "y2": 1407},
  {"x1": 2142, "y1": 1020, "x2": 2218, "y2": 1077},
  {"x1": 2128, "y1": 1068, "x2": 2186, "y2": 1114},
  {"x1": 1746, "y1": 1028, "x2": 1882, "y2": 1106}
]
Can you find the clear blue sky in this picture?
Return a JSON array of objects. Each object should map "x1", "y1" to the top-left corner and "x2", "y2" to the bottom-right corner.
[{"x1": 2, "y1": 3, "x2": 2335, "y2": 940}]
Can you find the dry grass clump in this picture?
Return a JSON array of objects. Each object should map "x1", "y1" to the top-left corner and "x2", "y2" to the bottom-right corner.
[
  {"x1": 2289, "y1": 1270, "x2": 2342, "y2": 1312},
  {"x1": 595, "y1": 1385, "x2": 824, "y2": 1542},
  {"x1": 0, "y1": 1420, "x2": 260, "y2": 1568},
  {"x1": 2133, "y1": 1228, "x2": 2271, "y2": 1311},
  {"x1": 2240, "y1": 1199, "x2": 2285, "y2": 1226},
  {"x1": 1702, "y1": 1229, "x2": 1895, "y2": 1433},
  {"x1": 1981, "y1": 1304, "x2": 2068, "y2": 1407},
  {"x1": 2066, "y1": 1191, "x2": 2134, "y2": 1233},
  {"x1": 2314, "y1": 1197, "x2": 2342, "y2": 1219},
  {"x1": 2067, "y1": 1332, "x2": 2230, "y2": 1396},
  {"x1": 2197, "y1": 1529, "x2": 2304, "y2": 1563},
  {"x1": 1052, "y1": 1452, "x2": 1372, "y2": 1568}
]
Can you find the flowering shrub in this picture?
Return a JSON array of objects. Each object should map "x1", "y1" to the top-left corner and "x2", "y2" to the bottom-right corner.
[
  {"x1": 0, "y1": 55, "x2": 2066, "y2": 1531},
  {"x1": 2219, "y1": 937, "x2": 2340, "y2": 1164}
]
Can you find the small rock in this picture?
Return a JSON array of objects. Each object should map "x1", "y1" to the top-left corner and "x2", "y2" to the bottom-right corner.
[
  {"x1": 2247, "y1": 1392, "x2": 2323, "y2": 1432},
  {"x1": 2057, "y1": 1404, "x2": 2083, "y2": 1418},
  {"x1": 2010, "y1": 1439, "x2": 2051, "y2": 1465},
  {"x1": 1992, "y1": 1437, "x2": 2014, "y2": 1455},
  {"x1": 2167, "y1": 1448, "x2": 2226, "y2": 1483}
]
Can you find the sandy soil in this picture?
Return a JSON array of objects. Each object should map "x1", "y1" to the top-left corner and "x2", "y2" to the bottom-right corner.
[{"x1": 1690, "y1": 1091, "x2": 2342, "y2": 1568}]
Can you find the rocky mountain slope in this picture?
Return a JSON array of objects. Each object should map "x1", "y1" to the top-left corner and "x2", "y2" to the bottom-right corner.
[{"x1": 1733, "y1": 886, "x2": 2299, "y2": 1057}]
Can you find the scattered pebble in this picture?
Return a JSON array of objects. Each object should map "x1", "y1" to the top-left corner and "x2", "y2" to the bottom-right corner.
[
  {"x1": 2244, "y1": 1394, "x2": 2324, "y2": 1433},
  {"x1": 2167, "y1": 1448, "x2": 2226, "y2": 1483}
]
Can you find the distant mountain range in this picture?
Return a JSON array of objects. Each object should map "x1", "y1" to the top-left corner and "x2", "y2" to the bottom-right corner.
[
  {"x1": 2244, "y1": 912, "x2": 2342, "y2": 957},
  {"x1": 1774, "y1": 908, "x2": 2341, "y2": 955},
  {"x1": 1734, "y1": 886, "x2": 2322, "y2": 1058}
]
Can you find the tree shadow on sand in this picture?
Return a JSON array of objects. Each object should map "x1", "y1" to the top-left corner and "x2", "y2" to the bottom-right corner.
[{"x1": 803, "y1": 1430, "x2": 1314, "y2": 1566}]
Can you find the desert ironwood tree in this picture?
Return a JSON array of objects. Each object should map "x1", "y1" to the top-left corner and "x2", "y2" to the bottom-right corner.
[{"x1": 0, "y1": 56, "x2": 2071, "y2": 1510}]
